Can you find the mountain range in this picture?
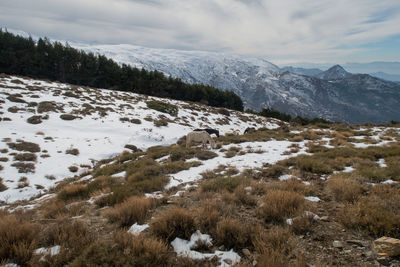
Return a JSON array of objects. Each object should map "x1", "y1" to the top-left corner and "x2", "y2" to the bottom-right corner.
[{"x1": 70, "y1": 43, "x2": 400, "y2": 124}]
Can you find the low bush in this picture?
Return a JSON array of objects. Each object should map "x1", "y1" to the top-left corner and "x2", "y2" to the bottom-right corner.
[
  {"x1": 0, "y1": 177, "x2": 8, "y2": 192},
  {"x1": 0, "y1": 213, "x2": 37, "y2": 265},
  {"x1": 106, "y1": 196, "x2": 157, "y2": 227},
  {"x1": 14, "y1": 153, "x2": 37, "y2": 161},
  {"x1": 71, "y1": 232, "x2": 170, "y2": 267},
  {"x1": 11, "y1": 162, "x2": 35, "y2": 173},
  {"x1": 7, "y1": 141, "x2": 41, "y2": 153},
  {"x1": 65, "y1": 148, "x2": 80, "y2": 156},
  {"x1": 195, "y1": 150, "x2": 218, "y2": 160},
  {"x1": 214, "y1": 217, "x2": 251, "y2": 250},
  {"x1": 57, "y1": 184, "x2": 89, "y2": 201},
  {"x1": 258, "y1": 190, "x2": 305, "y2": 223},
  {"x1": 194, "y1": 200, "x2": 220, "y2": 234},
  {"x1": 201, "y1": 176, "x2": 248, "y2": 193},
  {"x1": 150, "y1": 207, "x2": 195, "y2": 242},
  {"x1": 327, "y1": 176, "x2": 366, "y2": 202},
  {"x1": 339, "y1": 185, "x2": 400, "y2": 238},
  {"x1": 146, "y1": 100, "x2": 178, "y2": 116}
]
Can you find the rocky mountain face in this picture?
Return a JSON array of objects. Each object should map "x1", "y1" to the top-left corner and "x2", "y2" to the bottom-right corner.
[
  {"x1": 314, "y1": 65, "x2": 353, "y2": 80},
  {"x1": 281, "y1": 66, "x2": 323, "y2": 76},
  {"x1": 72, "y1": 43, "x2": 400, "y2": 124}
]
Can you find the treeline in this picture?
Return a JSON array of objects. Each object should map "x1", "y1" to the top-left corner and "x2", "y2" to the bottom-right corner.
[
  {"x1": 252, "y1": 108, "x2": 332, "y2": 125},
  {"x1": 0, "y1": 30, "x2": 243, "y2": 111}
]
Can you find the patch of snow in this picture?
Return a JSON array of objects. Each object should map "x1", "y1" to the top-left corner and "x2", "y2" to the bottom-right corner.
[
  {"x1": 127, "y1": 223, "x2": 149, "y2": 235},
  {"x1": 377, "y1": 158, "x2": 387, "y2": 168},
  {"x1": 381, "y1": 179, "x2": 398, "y2": 184},
  {"x1": 35, "y1": 245, "x2": 61, "y2": 257},
  {"x1": 171, "y1": 230, "x2": 240, "y2": 267},
  {"x1": 304, "y1": 196, "x2": 321, "y2": 202},
  {"x1": 111, "y1": 171, "x2": 126, "y2": 178},
  {"x1": 144, "y1": 191, "x2": 164, "y2": 199}
]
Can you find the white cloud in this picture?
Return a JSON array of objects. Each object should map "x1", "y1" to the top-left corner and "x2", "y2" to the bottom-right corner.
[{"x1": 0, "y1": 0, "x2": 399, "y2": 63}]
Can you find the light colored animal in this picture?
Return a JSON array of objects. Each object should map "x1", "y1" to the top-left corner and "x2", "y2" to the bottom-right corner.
[{"x1": 186, "y1": 131, "x2": 216, "y2": 149}]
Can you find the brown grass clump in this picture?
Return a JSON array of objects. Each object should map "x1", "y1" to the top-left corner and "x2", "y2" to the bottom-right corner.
[
  {"x1": 150, "y1": 207, "x2": 195, "y2": 242},
  {"x1": 37, "y1": 101, "x2": 58, "y2": 113},
  {"x1": 106, "y1": 196, "x2": 157, "y2": 227},
  {"x1": 327, "y1": 176, "x2": 366, "y2": 202},
  {"x1": 11, "y1": 162, "x2": 35, "y2": 173},
  {"x1": 42, "y1": 199, "x2": 68, "y2": 219},
  {"x1": 33, "y1": 220, "x2": 94, "y2": 266},
  {"x1": 71, "y1": 232, "x2": 170, "y2": 267},
  {"x1": 7, "y1": 141, "x2": 41, "y2": 153},
  {"x1": 195, "y1": 150, "x2": 218, "y2": 160},
  {"x1": 26, "y1": 115, "x2": 42, "y2": 124},
  {"x1": 264, "y1": 164, "x2": 287, "y2": 178},
  {"x1": 339, "y1": 185, "x2": 400, "y2": 238},
  {"x1": 214, "y1": 217, "x2": 252, "y2": 250},
  {"x1": 57, "y1": 183, "x2": 89, "y2": 201},
  {"x1": 68, "y1": 165, "x2": 79, "y2": 173},
  {"x1": 65, "y1": 148, "x2": 80, "y2": 156},
  {"x1": 194, "y1": 200, "x2": 220, "y2": 234},
  {"x1": 14, "y1": 152, "x2": 37, "y2": 162},
  {"x1": 266, "y1": 178, "x2": 312, "y2": 196},
  {"x1": 259, "y1": 190, "x2": 305, "y2": 223},
  {"x1": 201, "y1": 176, "x2": 248, "y2": 193},
  {"x1": 0, "y1": 177, "x2": 8, "y2": 192},
  {"x1": 254, "y1": 226, "x2": 293, "y2": 254},
  {"x1": 17, "y1": 177, "x2": 30, "y2": 188},
  {"x1": 0, "y1": 213, "x2": 37, "y2": 265}
]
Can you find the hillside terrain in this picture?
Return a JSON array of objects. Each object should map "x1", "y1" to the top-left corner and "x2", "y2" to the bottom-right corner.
[
  {"x1": 1, "y1": 75, "x2": 400, "y2": 266},
  {"x1": 72, "y1": 43, "x2": 400, "y2": 124}
]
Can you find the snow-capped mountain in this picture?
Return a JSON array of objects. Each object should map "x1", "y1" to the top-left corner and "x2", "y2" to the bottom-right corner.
[
  {"x1": 71, "y1": 43, "x2": 400, "y2": 124},
  {"x1": 280, "y1": 66, "x2": 323, "y2": 76},
  {"x1": 314, "y1": 65, "x2": 353, "y2": 80}
]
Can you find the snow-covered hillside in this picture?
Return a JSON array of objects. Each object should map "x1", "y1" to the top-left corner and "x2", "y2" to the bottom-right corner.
[
  {"x1": 0, "y1": 75, "x2": 280, "y2": 202},
  {"x1": 71, "y1": 42, "x2": 400, "y2": 124}
]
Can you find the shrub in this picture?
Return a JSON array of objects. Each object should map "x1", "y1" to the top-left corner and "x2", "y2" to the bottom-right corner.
[
  {"x1": 339, "y1": 186, "x2": 400, "y2": 238},
  {"x1": 14, "y1": 153, "x2": 37, "y2": 161},
  {"x1": 295, "y1": 156, "x2": 334, "y2": 174},
  {"x1": 71, "y1": 232, "x2": 170, "y2": 267},
  {"x1": 194, "y1": 200, "x2": 220, "y2": 234},
  {"x1": 195, "y1": 150, "x2": 218, "y2": 160},
  {"x1": 327, "y1": 176, "x2": 365, "y2": 202},
  {"x1": 258, "y1": 190, "x2": 305, "y2": 223},
  {"x1": 217, "y1": 108, "x2": 230, "y2": 116},
  {"x1": 130, "y1": 118, "x2": 141, "y2": 124},
  {"x1": 11, "y1": 162, "x2": 35, "y2": 173},
  {"x1": 68, "y1": 165, "x2": 79, "y2": 173},
  {"x1": 17, "y1": 177, "x2": 29, "y2": 188},
  {"x1": 65, "y1": 148, "x2": 80, "y2": 155},
  {"x1": 34, "y1": 220, "x2": 93, "y2": 266},
  {"x1": 26, "y1": 115, "x2": 42, "y2": 124},
  {"x1": 0, "y1": 177, "x2": 8, "y2": 192},
  {"x1": 201, "y1": 176, "x2": 248, "y2": 193},
  {"x1": 264, "y1": 165, "x2": 287, "y2": 178},
  {"x1": 7, "y1": 141, "x2": 41, "y2": 153},
  {"x1": 254, "y1": 226, "x2": 293, "y2": 254},
  {"x1": 150, "y1": 207, "x2": 195, "y2": 242},
  {"x1": 0, "y1": 157, "x2": 8, "y2": 162},
  {"x1": 106, "y1": 196, "x2": 157, "y2": 227},
  {"x1": 146, "y1": 100, "x2": 178, "y2": 116},
  {"x1": 0, "y1": 214, "x2": 37, "y2": 265},
  {"x1": 58, "y1": 184, "x2": 89, "y2": 201},
  {"x1": 37, "y1": 101, "x2": 58, "y2": 113},
  {"x1": 215, "y1": 217, "x2": 251, "y2": 249}
]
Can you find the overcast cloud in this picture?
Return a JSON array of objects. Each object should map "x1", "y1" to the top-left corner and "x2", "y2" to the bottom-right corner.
[{"x1": 1, "y1": 0, "x2": 400, "y2": 64}]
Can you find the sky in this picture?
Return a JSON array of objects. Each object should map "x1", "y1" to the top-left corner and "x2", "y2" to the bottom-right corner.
[{"x1": 1, "y1": 0, "x2": 400, "y2": 65}]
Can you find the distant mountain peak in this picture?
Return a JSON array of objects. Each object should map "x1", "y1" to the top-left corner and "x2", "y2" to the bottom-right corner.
[{"x1": 315, "y1": 64, "x2": 352, "y2": 80}]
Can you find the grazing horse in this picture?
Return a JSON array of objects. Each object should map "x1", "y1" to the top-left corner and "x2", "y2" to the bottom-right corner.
[
  {"x1": 186, "y1": 131, "x2": 216, "y2": 149},
  {"x1": 244, "y1": 127, "x2": 256, "y2": 134},
  {"x1": 194, "y1": 128, "x2": 220, "y2": 137}
]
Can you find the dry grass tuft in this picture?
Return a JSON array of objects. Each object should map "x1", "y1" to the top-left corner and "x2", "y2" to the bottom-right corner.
[
  {"x1": 11, "y1": 162, "x2": 35, "y2": 173},
  {"x1": 106, "y1": 196, "x2": 157, "y2": 227},
  {"x1": 65, "y1": 148, "x2": 80, "y2": 156},
  {"x1": 71, "y1": 232, "x2": 170, "y2": 267},
  {"x1": 0, "y1": 177, "x2": 8, "y2": 192},
  {"x1": 14, "y1": 153, "x2": 37, "y2": 162},
  {"x1": 327, "y1": 176, "x2": 366, "y2": 202},
  {"x1": 258, "y1": 190, "x2": 305, "y2": 223},
  {"x1": 58, "y1": 183, "x2": 89, "y2": 201},
  {"x1": 0, "y1": 213, "x2": 37, "y2": 265},
  {"x1": 214, "y1": 217, "x2": 252, "y2": 250},
  {"x1": 7, "y1": 141, "x2": 41, "y2": 153},
  {"x1": 150, "y1": 207, "x2": 195, "y2": 242}
]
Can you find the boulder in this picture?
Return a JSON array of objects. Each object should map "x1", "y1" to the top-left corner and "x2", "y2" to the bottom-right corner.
[{"x1": 373, "y1": 237, "x2": 400, "y2": 257}]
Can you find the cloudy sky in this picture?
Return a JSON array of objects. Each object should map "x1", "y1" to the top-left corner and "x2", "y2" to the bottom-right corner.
[{"x1": 1, "y1": 0, "x2": 400, "y2": 64}]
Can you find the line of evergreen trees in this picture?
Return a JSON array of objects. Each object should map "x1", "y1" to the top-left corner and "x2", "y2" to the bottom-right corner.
[
  {"x1": 252, "y1": 108, "x2": 332, "y2": 125},
  {"x1": 0, "y1": 30, "x2": 243, "y2": 111}
]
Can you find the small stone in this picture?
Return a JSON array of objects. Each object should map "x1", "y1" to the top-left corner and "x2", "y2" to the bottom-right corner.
[
  {"x1": 333, "y1": 241, "x2": 344, "y2": 248},
  {"x1": 242, "y1": 248, "x2": 251, "y2": 258},
  {"x1": 346, "y1": 240, "x2": 368, "y2": 247},
  {"x1": 319, "y1": 216, "x2": 329, "y2": 222},
  {"x1": 252, "y1": 260, "x2": 258, "y2": 266},
  {"x1": 374, "y1": 236, "x2": 400, "y2": 257}
]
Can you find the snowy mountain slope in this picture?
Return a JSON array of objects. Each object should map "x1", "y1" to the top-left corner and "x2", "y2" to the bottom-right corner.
[
  {"x1": 314, "y1": 65, "x2": 352, "y2": 80},
  {"x1": 71, "y1": 43, "x2": 400, "y2": 124},
  {"x1": 281, "y1": 66, "x2": 323, "y2": 76},
  {"x1": 0, "y1": 75, "x2": 283, "y2": 202}
]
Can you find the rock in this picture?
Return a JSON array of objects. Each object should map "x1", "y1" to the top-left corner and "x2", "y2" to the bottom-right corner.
[
  {"x1": 376, "y1": 256, "x2": 390, "y2": 266},
  {"x1": 319, "y1": 216, "x2": 329, "y2": 222},
  {"x1": 373, "y1": 236, "x2": 400, "y2": 257},
  {"x1": 27, "y1": 115, "x2": 42, "y2": 124},
  {"x1": 346, "y1": 240, "x2": 368, "y2": 247},
  {"x1": 242, "y1": 248, "x2": 251, "y2": 258},
  {"x1": 333, "y1": 241, "x2": 344, "y2": 248}
]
